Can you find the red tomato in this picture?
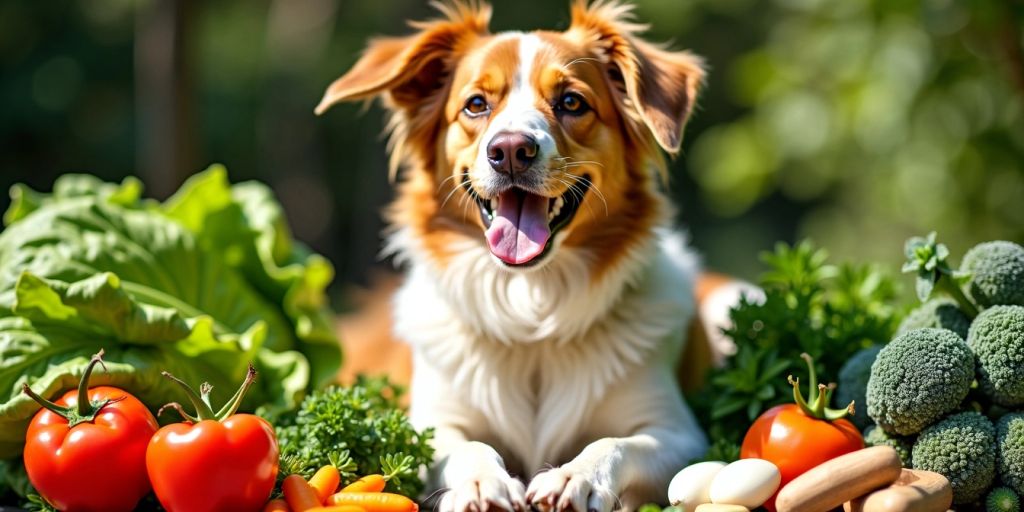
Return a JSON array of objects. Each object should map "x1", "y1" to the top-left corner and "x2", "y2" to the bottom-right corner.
[
  {"x1": 741, "y1": 404, "x2": 863, "y2": 511},
  {"x1": 740, "y1": 354, "x2": 864, "y2": 512},
  {"x1": 22, "y1": 351, "x2": 158, "y2": 512},
  {"x1": 146, "y1": 364, "x2": 279, "y2": 512}
]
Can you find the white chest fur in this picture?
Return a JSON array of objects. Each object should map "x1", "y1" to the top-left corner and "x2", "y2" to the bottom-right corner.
[{"x1": 391, "y1": 228, "x2": 699, "y2": 473}]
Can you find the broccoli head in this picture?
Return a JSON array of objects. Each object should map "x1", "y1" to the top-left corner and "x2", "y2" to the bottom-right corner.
[
  {"x1": 867, "y1": 328, "x2": 974, "y2": 435},
  {"x1": 987, "y1": 487, "x2": 1021, "y2": 512},
  {"x1": 912, "y1": 411, "x2": 997, "y2": 504},
  {"x1": 998, "y1": 412, "x2": 1024, "y2": 496},
  {"x1": 962, "y1": 241, "x2": 1024, "y2": 308},
  {"x1": 897, "y1": 298, "x2": 971, "y2": 340},
  {"x1": 864, "y1": 425, "x2": 914, "y2": 467},
  {"x1": 838, "y1": 345, "x2": 884, "y2": 430},
  {"x1": 968, "y1": 305, "x2": 1024, "y2": 407}
]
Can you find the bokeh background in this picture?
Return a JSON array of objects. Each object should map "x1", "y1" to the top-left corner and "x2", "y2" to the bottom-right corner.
[{"x1": 2, "y1": 0, "x2": 1023, "y2": 302}]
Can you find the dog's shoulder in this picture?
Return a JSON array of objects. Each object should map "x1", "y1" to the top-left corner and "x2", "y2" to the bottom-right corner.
[{"x1": 646, "y1": 228, "x2": 702, "y2": 311}]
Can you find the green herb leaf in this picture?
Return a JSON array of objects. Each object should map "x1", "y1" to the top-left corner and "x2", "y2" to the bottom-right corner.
[
  {"x1": 690, "y1": 240, "x2": 899, "y2": 445},
  {"x1": 273, "y1": 377, "x2": 434, "y2": 498}
]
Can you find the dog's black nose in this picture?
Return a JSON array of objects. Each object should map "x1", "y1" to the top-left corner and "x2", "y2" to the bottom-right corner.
[{"x1": 487, "y1": 132, "x2": 538, "y2": 174}]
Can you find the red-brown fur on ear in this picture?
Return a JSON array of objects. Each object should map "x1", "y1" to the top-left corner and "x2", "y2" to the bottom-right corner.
[
  {"x1": 568, "y1": 0, "x2": 705, "y2": 160},
  {"x1": 316, "y1": 1, "x2": 492, "y2": 178},
  {"x1": 316, "y1": 1, "x2": 490, "y2": 110}
]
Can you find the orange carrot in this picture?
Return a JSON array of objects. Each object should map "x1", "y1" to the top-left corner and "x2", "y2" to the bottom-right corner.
[
  {"x1": 284, "y1": 474, "x2": 324, "y2": 512},
  {"x1": 306, "y1": 507, "x2": 368, "y2": 512},
  {"x1": 340, "y1": 474, "x2": 387, "y2": 493},
  {"x1": 264, "y1": 499, "x2": 291, "y2": 512},
  {"x1": 326, "y1": 492, "x2": 418, "y2": 512},
  {"x1": 309, "y1": 465, "x2": 342, "y2": 503}
]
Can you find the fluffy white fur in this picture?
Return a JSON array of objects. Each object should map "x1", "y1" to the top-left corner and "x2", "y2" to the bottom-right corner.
[{"x1": 388, "y1": 223, "x2": 708, "y2": 511}]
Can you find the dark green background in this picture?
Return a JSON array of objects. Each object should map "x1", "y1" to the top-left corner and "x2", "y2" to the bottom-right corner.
[{"x1": 2, "y1": 0, "x2": 1022, "y2": 302}]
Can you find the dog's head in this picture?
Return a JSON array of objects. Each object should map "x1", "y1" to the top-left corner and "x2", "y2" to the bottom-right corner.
[{"x1": 317, "y1": 1, "x2": 703, "y2": 274}]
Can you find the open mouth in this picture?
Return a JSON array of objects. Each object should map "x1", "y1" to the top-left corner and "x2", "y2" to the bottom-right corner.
[{"x1": 466, "y1": 174, "x2": 591, "y2": 267}]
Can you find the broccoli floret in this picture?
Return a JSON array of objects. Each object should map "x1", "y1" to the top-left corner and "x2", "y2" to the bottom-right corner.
[
  {"x1": 866, "y1": 328, "x2": 974, "y2": 435},
  {"x1": 962, "y1": 241, "x2": 1024, "y2": 308},
  {"x1": 864, "y1": 425, "x2": 914, "y2": 467},
  {"x1": 988, "y1": 487, "x2": 1021, "y2": 512},
  {"x1": 898, "y1": 298, "x2": 972, "y2": 340},
  {"x1": 838, "y1": 345, "x2": 884, "y2": 430},
  {"x1": 912, "y1": 411, "x2": 997, "y2": 504},
  {"x1": 968, "y1": 305, "x2": 1024, "y2": 407},
  {"x1": 998, "y1": 412, "x2": 1024, "y2": 496}
]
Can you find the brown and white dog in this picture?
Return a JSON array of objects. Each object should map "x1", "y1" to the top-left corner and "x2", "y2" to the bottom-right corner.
[{"x1": 317, "y1": 2, "x2": 753, "y2": 511}]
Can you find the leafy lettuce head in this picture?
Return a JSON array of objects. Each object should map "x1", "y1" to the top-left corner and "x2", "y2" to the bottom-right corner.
[{"x1": 0, "y1": 165, "x2": 341, "y2": 458}]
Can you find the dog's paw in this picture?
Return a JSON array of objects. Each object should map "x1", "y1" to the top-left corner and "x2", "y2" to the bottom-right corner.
[
  {"x1": 438, "y1": 472, "x2": 528, "y2": 512},
  {"x1": 526, "y1": 467, "x2": 618, "y2": 512}
]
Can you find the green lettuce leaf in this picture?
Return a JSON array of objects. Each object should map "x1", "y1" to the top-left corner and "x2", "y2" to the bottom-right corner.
[
  {"x1": 3, "y1": 174, "x2": 144, "y2": 226},
  {"x1": 163, "y1": 165, "x2": 339, "y2": 387},
  {"x1": 0, "y1": 169, "x2": 339, "y2": 460}
]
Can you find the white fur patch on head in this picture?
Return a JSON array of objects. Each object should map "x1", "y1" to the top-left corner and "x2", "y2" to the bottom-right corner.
[{"x1": 473, "y1": 34, "x2": 558, "y2": 196}]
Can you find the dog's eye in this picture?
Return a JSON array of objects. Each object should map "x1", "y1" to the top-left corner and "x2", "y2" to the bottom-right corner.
[
  {"x1": 463, "y1": 95, "x2": 490, "y2": 117},
  {"x1": 557, "y1": 93, "x2": 589, "y2": 115}
]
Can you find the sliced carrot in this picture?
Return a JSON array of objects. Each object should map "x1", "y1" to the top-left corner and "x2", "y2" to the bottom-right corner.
[
  {"x1": 306, "y1": 507, "x2": 368, "y2": 512},
  {"x1": 341, "y1": 474, "x2": 387, "y2": 493},
  {"x1": 326, "y1": 492, "x2": 418, "y2": 512},
  {"x1": 309, "y1": 465, "x2": 342, "y2": 503},
  {"x1": 284, "y1": 474, "x2": 324, "y2": 512},
  {"x1": 264, "y1": 499, "x2": 291, "y2": 512}
]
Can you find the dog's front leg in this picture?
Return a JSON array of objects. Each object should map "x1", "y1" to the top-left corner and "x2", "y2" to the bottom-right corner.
[
  {"x1": 432, "y1": 431, "x2": 528, "y2": 512},
  {"x1": 410, "y1": 361, "x2": 527, "y2": 512},
  {"x1": 525, "y1": 427, "x2": 699, "y2": 512},
  {"x1": 525, "y1": 370, "x2": 706, "y2": 512}
]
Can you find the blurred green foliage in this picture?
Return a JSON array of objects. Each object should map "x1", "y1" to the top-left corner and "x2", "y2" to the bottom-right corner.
[
  {"x1": 688, "y1": 0, "x2": 1024, "y2": 268},
  {"x1": 0, "y1": 0, "x2": 1021, "y2": 295}
]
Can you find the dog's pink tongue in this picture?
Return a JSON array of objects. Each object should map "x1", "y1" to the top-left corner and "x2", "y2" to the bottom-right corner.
[{"x1": 485, "y1": 189, "x2": 550, "y2": 264}]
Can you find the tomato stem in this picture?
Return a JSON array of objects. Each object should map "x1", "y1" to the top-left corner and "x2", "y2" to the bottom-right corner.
[
  {"x1": 157, "y1": 402, "x2": 200, "y2": 423},
  {"x1": 801, "y1": 353, "x2": 818, "y2": 397},
  {"x1": 21, "y1": 349, "x2": 116, "y2": 427},
  {"x1": 214, "y1": 363, "x2": 256, "y2": 420},
  {"x1": 21, "y1": 384, "x2": 70, "y2": 417},
  {"x1": 77, "y1": 349, "x2": 107, "y2": 416},
  {"x1": 788, "y1": 353, "x2": 854, "y2": 422},
  {"x1": 160, "y1": 371, "x2": 217, "y2": 421},
  {"x1": 159, "y1": 363, "x2": 258, "y2": 423}
]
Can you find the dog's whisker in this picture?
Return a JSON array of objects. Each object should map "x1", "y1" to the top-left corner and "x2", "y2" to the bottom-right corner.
[
  {"x1": 550, "y1": 176, "x2": 600, "y2": 220},
  {"x1": 560, "y1": 171, "x2": 609, "y2": 217},
  {"x1": 439, "y1": 178, "x2": 470, "y2": 211},
  {"x1": 561, "y1": 56, "x2": 601, "y2": 71},
  {"x1": 552, "y1": 176, "x2": 585, "y2": 204},
  {"x1": 566, "y1": 179, "x2": 599, "y2": 219},
  {"x1": 457, "y1": 180, "x2": 473, "y2": 209},
  {"x1": 551, "y1": 177, "x2": 578, "y2": 200},
  {"x1": 460, "y1": 180, "x2": 476, "y2": 224},
  {"x1": 558, "y1": 160, "x2": 605, "y2": 168},
  {"x1": 436, "y1": 173, "x2": 460, "y2": 192},
  {"x1": 423, "y1": 487, "x2": 452, "y2": 507}
]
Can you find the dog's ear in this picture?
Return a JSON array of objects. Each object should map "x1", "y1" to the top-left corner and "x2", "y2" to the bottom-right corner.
[
  {"x1": 568, "y1": 1, "x2": 704, "y2": 154},
  {"x1": 315, "y1": 2, "x2": 491, "y2": 115}
]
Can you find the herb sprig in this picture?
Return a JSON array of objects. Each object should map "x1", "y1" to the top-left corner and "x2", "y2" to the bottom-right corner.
[
  {"x1": 690, "y1": 241, "x2": 899, "y2": 453},
  {"x1": 270, "y1": 376, "x2": 434, "y2": 497}
]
